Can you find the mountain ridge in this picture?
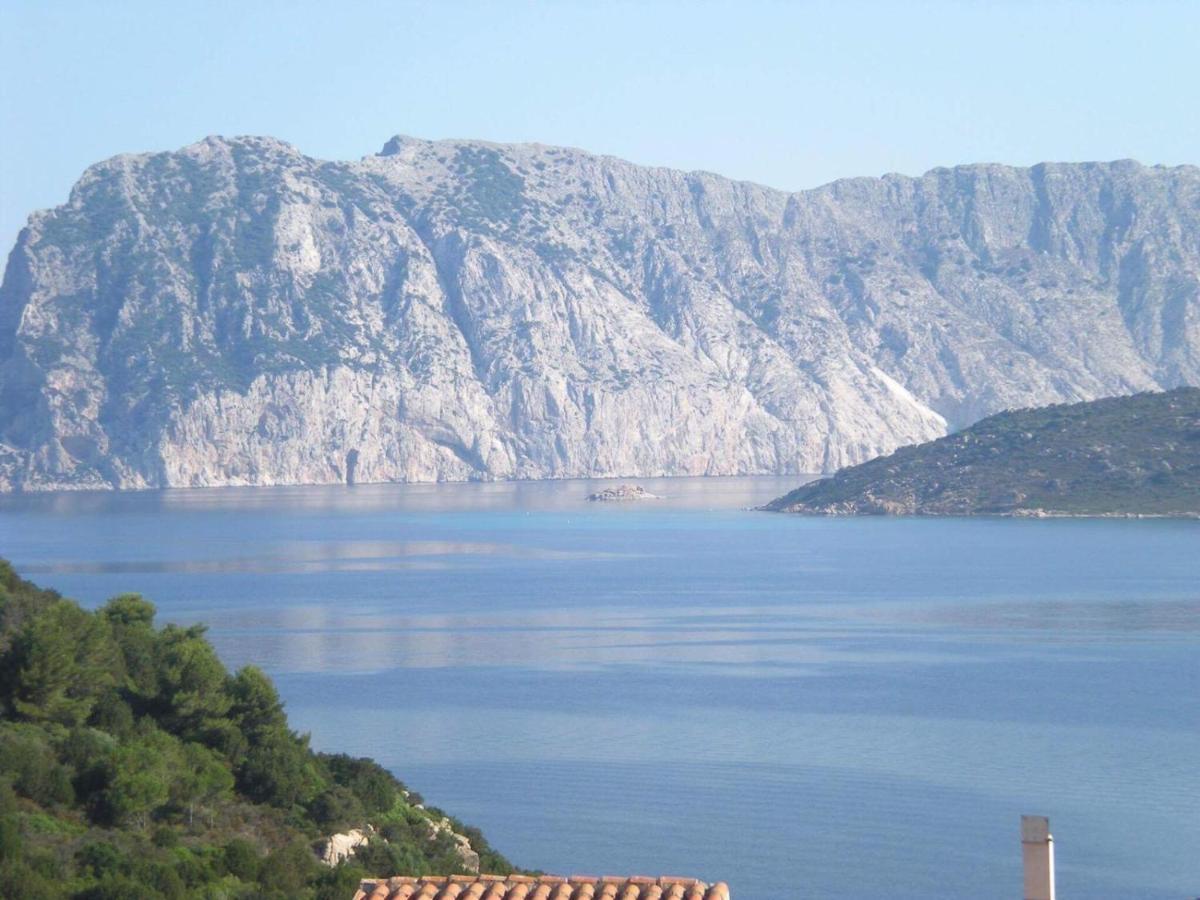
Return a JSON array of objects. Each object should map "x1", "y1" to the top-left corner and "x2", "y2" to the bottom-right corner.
[
  {"x1": 1, "y1": 134, "x2": 1198, "y2": 490},
  {"x1": 24, "y1": 133, "x2": 1195, "y2": 222}
]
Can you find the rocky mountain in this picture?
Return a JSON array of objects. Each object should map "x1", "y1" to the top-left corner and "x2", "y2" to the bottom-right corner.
[
  {"x1": 764, "y1": 388, "x2": 1200, "y2": 516},
  {"x1": 0, "y1": 135, "x2": 1198, "y2": 490}
]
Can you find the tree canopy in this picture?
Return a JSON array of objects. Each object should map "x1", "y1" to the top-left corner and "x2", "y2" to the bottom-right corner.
[{"x1": 0, "y1": 561, "x2": 514, "y2": 899}]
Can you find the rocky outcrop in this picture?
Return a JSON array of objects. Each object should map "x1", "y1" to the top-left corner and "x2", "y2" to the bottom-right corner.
[
  {"x1": 587, "y1": 484, "x2": 660, "y2": 501},
  {"x1": 1, "y1": 135, "x2": 1198, "y2": 490},
  {"x1": 316, "y1": 815, "x2": 481, "y2": 872},
  {"x1": 422, "y1": 816, "x2": 480, "y2": 873},
  {"x1": 317, "y1": 827, "x2": 372, "y2": 866}
]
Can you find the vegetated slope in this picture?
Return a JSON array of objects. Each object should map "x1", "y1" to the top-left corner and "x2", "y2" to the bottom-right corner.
[
  {"x1": 0, "y1": 561, "x2": 513, "y2": 899},
  {"x1": 764, "y1": 388, "x2": 1200, "y2": 516},
  {"x1": 1, "y1": 135, "x2": 1199, "y2": 490}
]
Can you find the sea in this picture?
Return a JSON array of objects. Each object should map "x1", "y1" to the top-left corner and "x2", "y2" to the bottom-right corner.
[{"x1": 2, "y1": 476, "x2": 1197, "y2": 899}]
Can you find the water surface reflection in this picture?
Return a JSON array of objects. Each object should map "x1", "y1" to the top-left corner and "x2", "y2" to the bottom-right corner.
[{"x1": 2, "y1": 476, "x2": 1198, "y2": 899}]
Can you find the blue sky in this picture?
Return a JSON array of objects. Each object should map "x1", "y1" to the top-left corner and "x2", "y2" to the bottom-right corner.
[{"x1": 2, "y1": 0, "x2": 1198, "y2": 257}]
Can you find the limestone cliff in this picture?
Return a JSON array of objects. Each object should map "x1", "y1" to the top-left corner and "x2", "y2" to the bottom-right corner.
[{"x1": 0, "y1": 135, "x2": 1196, "y2": 490}]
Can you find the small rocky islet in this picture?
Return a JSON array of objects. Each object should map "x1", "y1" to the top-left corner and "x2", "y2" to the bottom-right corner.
[{"x1": 586, "y1": 484, "x2": 661, "y2": 502}]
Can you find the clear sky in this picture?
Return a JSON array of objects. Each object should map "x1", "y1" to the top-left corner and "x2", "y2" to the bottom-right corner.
[{"x1": 2, "y1": 0, "x2": 1198, "y2": 259}]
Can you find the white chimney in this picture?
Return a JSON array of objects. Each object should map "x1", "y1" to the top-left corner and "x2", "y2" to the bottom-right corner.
[{"x1": 1021, "y1": 815, "x2": 1055, "y2": 900}]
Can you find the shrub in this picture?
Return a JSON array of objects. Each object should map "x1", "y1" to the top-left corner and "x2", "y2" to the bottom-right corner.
[
  {"x1": 308, "y1": 784, "x2": 364, "y2": 831},
  {"x1": 319, "y1": 753, "x2": 399, "y2": 817},
  {"x1": 0, "y1": 779, "x2": 20, "y2": 863},
  {"x1": 2, "y1": 600, "x2": 118, "y2": 727},
  {"x1": 313, "y1": 860, "x2": 368, "y2": 900},
  {"x1": 221, "y1": 838, "x2": 260, "y2": 881},
  {"x1": 352, "y1": 838, "x2": 428, "y2": 877},
  {"x1": 132, "y1": 857, "x2": 187, "y2": 900},
  {"x1": 76, "y1": 841, "x2": 124, "y2": 879},
  {"x1": 0, "y1": 857, "x2": 59, "y2": 900},
  {"x1": 74, "y1": 873, "x2": 164, "y2": 900},
  {"x1": 256, "y1": 839, "x2": 319, "y2": 894},
  {"x1": 60, "y1": 727, "x2": 117, "y2": 807},
  {"x1": 89, "y1": 691, "x2": 136, "y2": 738},
  {"x1": 0, "y1": 725, "x2": 75, "y2": 806}
]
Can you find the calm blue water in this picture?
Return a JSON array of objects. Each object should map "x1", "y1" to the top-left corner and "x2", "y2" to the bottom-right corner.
[{"x1": 2, "y1": 477, "x2": 1198, "y2": 899}]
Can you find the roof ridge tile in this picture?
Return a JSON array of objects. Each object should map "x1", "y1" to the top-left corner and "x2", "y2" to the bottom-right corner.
[{"x1": 352, "y1": 875, "x2": 725, "y2": 900}]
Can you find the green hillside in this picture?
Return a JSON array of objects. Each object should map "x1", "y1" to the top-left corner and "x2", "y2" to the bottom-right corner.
[
  {"x1": 766, "y1": 388, "x2": 1200, "y2": 516},
  {"x1": 0, "y1": 561, "x2": 513, "y2": 899}
]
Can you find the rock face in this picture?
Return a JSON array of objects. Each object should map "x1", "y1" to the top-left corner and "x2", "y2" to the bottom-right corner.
[
  {"x1": 317, "y1": 827, "x2": 371, "y2": 866},
  {"x1": 764, "y1": 388, "x2": 1200, "y2": 516},
  {"x1": 0, "y1": 135, "x2": 1198, "y2": 490},
  {"x1": 422, "y1": 815, "x2": 480, "y2": 873}
]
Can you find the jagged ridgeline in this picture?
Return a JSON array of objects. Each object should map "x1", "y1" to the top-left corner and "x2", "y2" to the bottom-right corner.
[
  {"x1": 0, "y1": 561, "x2": 513, "y2": 900},
  {"x1": 1, "y1": 136, "x2": 1199, "y2": 490}
]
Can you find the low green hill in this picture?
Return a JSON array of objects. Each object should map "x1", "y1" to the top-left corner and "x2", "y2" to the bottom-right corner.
[
  {"x1": 765, "y1": 388, "x2": 1200, "y2": 516},
  {"x1": 0, "y1": 561, "x2": 513, "y2": 900}
]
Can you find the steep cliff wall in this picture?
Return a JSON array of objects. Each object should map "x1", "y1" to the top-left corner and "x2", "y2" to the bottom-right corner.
[{"x1": 0, "y1": 135, "x2": 1196, "y2": 489}]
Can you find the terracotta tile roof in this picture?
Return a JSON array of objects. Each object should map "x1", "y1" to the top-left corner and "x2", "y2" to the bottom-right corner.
[{"x1": 352, "y1": 876, "x2": 730, "y2": 900}]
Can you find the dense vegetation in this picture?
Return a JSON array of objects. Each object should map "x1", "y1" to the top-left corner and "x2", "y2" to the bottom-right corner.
[
  {"x1": 766, "y1": 388, "x2": 1200, "y2": 516},
  {"x1": 0, "y1": 561, "x2": 512, "y2": 899}
]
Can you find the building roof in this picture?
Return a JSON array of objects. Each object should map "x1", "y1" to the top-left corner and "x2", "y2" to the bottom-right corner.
[{"x1": 352, "y1": 875, "x2": 730, "y2": 900}]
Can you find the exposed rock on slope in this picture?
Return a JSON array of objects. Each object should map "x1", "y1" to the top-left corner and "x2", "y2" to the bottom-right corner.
[
  {"x1": 1, "y1": 135, "x2": 1198, "y2": 490},
  {"x1": 764, "y1": 388, "x2": 1200, "y2": 516},
  {"x1": 318, "y1": 827, "x2": 372, "y2": 866}
]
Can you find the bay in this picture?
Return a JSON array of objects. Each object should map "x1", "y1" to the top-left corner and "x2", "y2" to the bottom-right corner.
[{"x1": 2, "y1": 476, "x2": 1197, "y2": 899}]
